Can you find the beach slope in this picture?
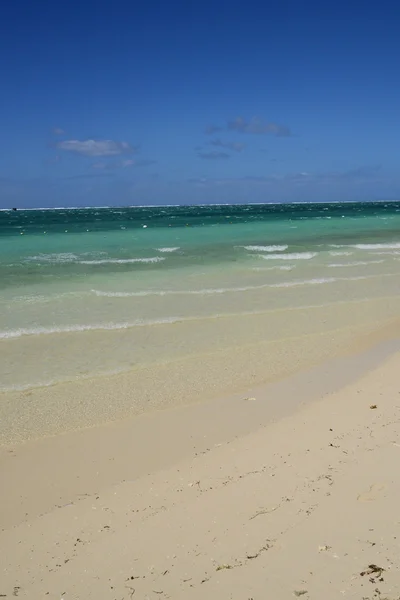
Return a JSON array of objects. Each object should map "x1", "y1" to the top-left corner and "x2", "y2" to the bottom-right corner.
[{"x1": 1, "y1": 351, "x2": 400, "y2": 599}]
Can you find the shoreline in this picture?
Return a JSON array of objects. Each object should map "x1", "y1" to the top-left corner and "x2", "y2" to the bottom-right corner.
[
  {"x1": 1, "y1": 334, "x2": 400, "y2": 597},
  {"x1": 1, "y1": 328, "x2": 400, "y2": 529},
  {"x1": 2, "y1": 303, "x2": 400, "y2": 446}
]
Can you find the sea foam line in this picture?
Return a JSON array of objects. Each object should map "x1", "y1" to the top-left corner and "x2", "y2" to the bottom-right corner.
[
  {"x1": 12, "y1": 291, "x2": 90, "y2": 304},
  {"x1": 257, "y1": 252, "x2": 317, "y2": 260},
  {"x1": 91, "y1": 284, "x2": 276, "y2": 297},
  {"x1": 78, "y1": 257, "x2": 165, "y2": 265},
  {"x1": 23, "y1": 254, "x2": 165, "y2": 265},
  {"x1": 91, "y1": 276, "x2": 314, "y2": 297},
  {"x1": 156, "y1": 247, "x2": 180, "y2": 253},
  {"x1": 269, "y1": 277, "x2": 337, "y2": 288},
  {"x1": 351, "y1": 242, "x2": 400, "y2": 250},
  {"x1": 243, "y1": 245, "x2": 288, "y2": 252},
  {"x1": 330, "y1": 242, "x2": 400, "y2": 250},
  {"x1": 88, "y1": 271, "x2": 389, "y2": 297},
  {"x1": 25, "y1": 253, "x2": 79, "y2": 263},
  {"x1": 327, "y1": 260, "x2": 384, "y2": 268},
  {"x1": 252, "y1": 266, "x2": 294, "y2": 272},
  {"x1": 0, "y1": 318, "x2": 181, "y2": 340},
  {"x1": 371, "y1": 251, "x2": 400, "y2": 256}
]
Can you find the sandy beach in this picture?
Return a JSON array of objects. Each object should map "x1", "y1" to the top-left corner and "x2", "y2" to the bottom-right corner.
[
  {"x1": 1, "y1": 331, "x2": 400, "y2": 599},
  {"x1": 2, "y1": 2, "x2": 400, "y2": 595},
  {"x1": 2, "y1": 0, "x2": 400, "y2": 594}
]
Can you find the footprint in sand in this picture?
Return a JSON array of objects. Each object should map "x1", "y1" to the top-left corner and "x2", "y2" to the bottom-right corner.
[{"x1": 357, "y1": 483, "x2": 386, "y2": 502}]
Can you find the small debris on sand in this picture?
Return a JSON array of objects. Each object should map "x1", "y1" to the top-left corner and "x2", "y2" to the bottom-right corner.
[
  {"x1": 216, "y1": 564, "x2": 233, "y2": 571},
  {"x1": 360, "y1": 564, "x2": 385, "y2": 578}
]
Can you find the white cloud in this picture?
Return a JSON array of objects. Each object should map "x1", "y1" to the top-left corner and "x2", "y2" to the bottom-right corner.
[
  {"x1": 228, "y1": 117, "x2": 292, "y2": 137},
  {"x1": 91, "y1": 158, "x2": 156, "y2": 170},
  {"x1": 209, "y1": 138, "x2": 245, "y2": 152},
  {"x1": 57, "y1": 139, "x2": 138, "y2": 157}
]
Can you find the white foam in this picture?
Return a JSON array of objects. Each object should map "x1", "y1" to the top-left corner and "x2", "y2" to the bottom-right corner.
[
  {"x1": 78, "y1": 257, "x2": 165, "y2": 265},
  {"x1": 243, "y1": 245, "x2": 288, "y2": 252},
  {"x1": 257, "y1": 252, "x2": 317, "y2": 260},
  {"x1": 327, "y1": 260, "x2": 384, "y2": 268},
  {"x1": 89, "y1": 269, "x2": 365, "y2": 298},
  {"x1": 351, "y1": 242, "x2": 400, "y2": 250},
  {"x1": 0, "y1": 317, "x2": 181, "y2": 340},
  {"x1": 328, "y1": 251, "x2": 353, "y2": 256},
  {"x1": 270, "y1": 277, "x2": 337, "y2": 288},
  {"x1": 91, "y1": 283, "x2": 275, "y2": 297},
  {"x1": 23, "y1": 253, "x2": 165, "y2": 265},
  {"x1": 252, "y1": 266, "x2": 294, "y2": 272},
  {"x1": 25, "y1": 253, "x2": 79, "y2": 263},
  {"x1": 371, "y1": 251, "x2": 400, "y2": 256},
  {"x1": 156, "y1": 247, "x2": 180, "y2": 253},
  {"x1": 13, "y1": 292, "x2": 87, "y2": 304},
  {"x1": 270, "y1": 274, "x2": 385, "y2": 288}
]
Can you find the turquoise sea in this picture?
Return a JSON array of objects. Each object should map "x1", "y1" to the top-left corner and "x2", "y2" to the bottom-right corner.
[
  {"x1": 1, "y1": 202, "x2": 400, "y2": 436},
  {"x1": 1, "y1": 202, "x2": 400, "y2": 291}
]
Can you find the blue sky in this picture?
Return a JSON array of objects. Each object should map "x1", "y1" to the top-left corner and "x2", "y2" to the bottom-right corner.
[{"x1": 0, "y1": 1, "x2": 399, "y2": 207}]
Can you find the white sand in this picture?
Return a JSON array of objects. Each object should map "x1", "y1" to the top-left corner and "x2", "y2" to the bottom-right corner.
[{"x1": 1, "y1": 341, "x2": 400, "y2": 598}]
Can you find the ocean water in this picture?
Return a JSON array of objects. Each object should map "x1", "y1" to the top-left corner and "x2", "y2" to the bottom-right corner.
[{"x1": 1, "y1": 201, "x2": 400, "y2": 400}]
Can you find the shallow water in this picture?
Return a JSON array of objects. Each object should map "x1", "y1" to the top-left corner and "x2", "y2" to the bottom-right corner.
[{"x1": 1, "y1": 201, "x2": 400, "y2": 393}]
